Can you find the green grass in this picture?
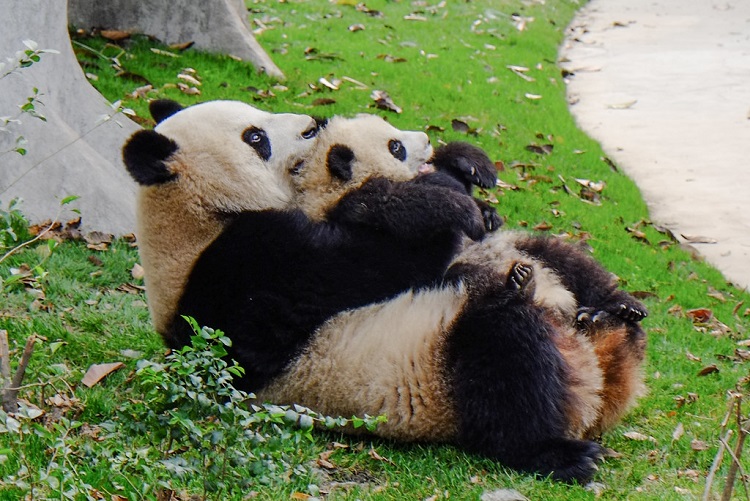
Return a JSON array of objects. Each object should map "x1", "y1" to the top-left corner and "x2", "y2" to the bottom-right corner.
[{"x1": 1, "y1": 0, "x2": 749, "y2": 499}]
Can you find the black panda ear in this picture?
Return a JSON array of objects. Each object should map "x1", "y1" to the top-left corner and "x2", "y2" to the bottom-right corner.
[
  {"x1": 123, "y1": 130, "x2": 179, "y2": 186},
  {"x1": 312, "y1": 116, "x2": 329, "y2": 129},
  {"x1": 327, "y1": 144, "x2": 354, "y2": 181},
  {"x1": 149, "y1": 99, "x2": 184, "y2": 124}
]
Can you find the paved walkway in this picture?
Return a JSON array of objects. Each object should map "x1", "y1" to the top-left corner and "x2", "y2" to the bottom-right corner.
[{"x1": 560, "y1": 0, "x2": 750, "y2": 291}]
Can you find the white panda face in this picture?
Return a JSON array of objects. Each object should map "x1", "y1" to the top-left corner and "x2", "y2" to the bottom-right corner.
[
  {"x1": 152, "y1": 100, "x2": 320, "y2": 213},
  {"x1": 293, "y1": 114, "x2": 432, "y2": 220}
]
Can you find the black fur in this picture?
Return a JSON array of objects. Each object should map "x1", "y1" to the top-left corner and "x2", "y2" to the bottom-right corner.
[
  {"x1": 388, "y1": 139, "x2": 406, "y2": 161},
  {"x1": 122, "y1": 130, "x2": 179, "y2": 186},
  {"x1": 329, "y1": 175, "x2": 486, "y2": 241},
  {"x1": 444, "y1": 264, "x2": 604, "y2": 484},
  {"x1": 431, "y1": 142, "x2": 497, "y2": 192},
  {"x1": 169, "y1": 176, "x2": 485, "y2": 390},
  {"x1": 242, "y1": 127, "x2": 272, "y2": 161},
  {"x1": 150, "y1": 99, "x2": 184, "y2": 124},
  {"x1": 326, "y1": 144, "x2": 355, "y2": 181},
  {"x1": 427, "y1": 143, "x2": 503, "y2": 232}
]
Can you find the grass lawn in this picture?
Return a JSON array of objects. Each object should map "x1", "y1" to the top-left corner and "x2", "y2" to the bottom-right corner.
[{"x1": 2, "y1": 0, "x2": 749, "y2": 499}]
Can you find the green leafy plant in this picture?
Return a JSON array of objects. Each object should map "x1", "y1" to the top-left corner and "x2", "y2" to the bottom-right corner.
[{"x1": 0, "y1": 40, "x2": 59, "y2": 156}]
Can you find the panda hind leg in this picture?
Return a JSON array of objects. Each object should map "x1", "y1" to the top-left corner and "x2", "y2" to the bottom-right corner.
[{"x1": 446, "y1": 268, "x2": 603, "y2": 484}]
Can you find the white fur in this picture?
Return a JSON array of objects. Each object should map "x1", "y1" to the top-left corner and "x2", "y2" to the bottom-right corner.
[
  {"x1": 293, "y1": 114, "x2": 432, "y2": 220},
  {"x1": 136, "y1": 101, "x2": 318, "y2": 334},
  {"x1": 257, "y1": 285, "x2": 468, "y2": 441}
]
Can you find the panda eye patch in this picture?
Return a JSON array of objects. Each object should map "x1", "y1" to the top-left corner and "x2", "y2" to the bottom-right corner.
[
  {"x1": 388, "y1": 139, "x2": 406, "y2": 161},
  {"x1": 242, "y1": 127, "x2": 271, "y2": 161}
]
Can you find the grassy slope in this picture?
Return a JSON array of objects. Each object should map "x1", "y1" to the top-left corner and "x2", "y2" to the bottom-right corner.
[{"x1": 1, "y1": 0, "x2": 749, "y2": 499}]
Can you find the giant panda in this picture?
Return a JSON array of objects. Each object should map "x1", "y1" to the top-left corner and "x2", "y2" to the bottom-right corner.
[
  {"x1": 253, "y1": 113, "x2": 649, "y2": 481},
  {"x1": 122, "y1": 99, "x2": 489, "y2": 392}
]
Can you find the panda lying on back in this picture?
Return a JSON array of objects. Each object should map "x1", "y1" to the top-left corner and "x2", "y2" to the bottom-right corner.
[
  {"x1": 255, "y1": 113, "x2": 648, "y2": 483},
  {"x1": 123, "y1": 99, "x2": 489, "y2": 392}
]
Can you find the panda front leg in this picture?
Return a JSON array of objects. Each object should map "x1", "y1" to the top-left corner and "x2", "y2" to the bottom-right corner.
[{"x1": 444, "y1": 264, "x2": 603, "y2": 483}]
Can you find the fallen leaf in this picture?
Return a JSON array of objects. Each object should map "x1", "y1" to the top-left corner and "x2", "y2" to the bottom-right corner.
[
  {"x1": 524, "y1": 93, "x2": 542, "y2": 100},
  {"x1": 117, "y1": 283, "x2": 146, "y2": 294},
  {"x1": 168, "y1": 41, "x2": 195, "y2": 51},
  {"x1": 690, "y1": 439, "x2": 710, "y2": 451},
  {"x1": 681, "y1": 234, "x2": 717, "y2": 244},
  {"x1": 177, "y1": 73, "x2": 201, "y2": 86},
  {"x1": 150, "y1": 48, "x2": 179, "y2": 58},
  {"x1": 81, "y1": 362, "x2": 125, "y2": 388},
  {"x1": 370, "y1": 90, "x2": 402, "y2": 113},
  {"x1": 131, "y1": 263, "x2": 145, "y2": 280},
  {"x1": 312, "y1": 98, "x2": 337, "y2": 106},
  {"x1": 368, "y1": 448, "x2": 393, "y2": 463},
  {"x1": 88, "y1": 255, "x2": 104, "y2": 267},
  {"x1": 100, "y1": 30, "x2": 131, "y2": 41},
  {"x1": 687, "y1": 308, "x2": 713, "y2": 323},
  {"x1": 674, "y1": 487, "x2": 691, "y2": 495},
  {"x1": 672, "y1": 422, "x2": 685, "y2": 441},
  {"x1": 607, "y1": 100, "x2": 637, "y2": 109},
  {"x1": 177, "y1": 82, "x2": 201, "y2": 95},
  {"x1": 533, "y1": 221, "x2": 553, "y2": 231},
  {"x1": 348, "y1": 23, "x2": 365, "y2": 32},
  {"x1": 697, "y1": 364, "x2": 719, "y2": 376},
  {"x1": 624, "y1": 431, "x2": 656, "y2": 442},
  {"x1": 686, "y1": 352, "x2": 702, "y2": 362},
  {"x1": 525, "y1": 144, "x2": 553, "y2": 155}
]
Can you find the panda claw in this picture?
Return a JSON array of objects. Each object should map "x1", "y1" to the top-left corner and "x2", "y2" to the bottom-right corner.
[{"x1": 507, "y1": 263, "x2": 534, "y2": 292}]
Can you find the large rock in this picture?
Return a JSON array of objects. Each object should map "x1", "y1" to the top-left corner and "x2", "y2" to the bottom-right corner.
[
  {"x1": 0, "y1": 0, "x2": 139, "y2": 235},
  {"x1": 68, "y1": 0, "x2": 284, "y2": 79}
]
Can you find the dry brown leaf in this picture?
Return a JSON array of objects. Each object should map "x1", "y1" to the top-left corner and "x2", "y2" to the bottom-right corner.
[
  {"x1": 697, "y1": 364, "x2": 719, "y2": 376},
  {"x1": 312, "y1": 98, "x2": 336, "y2": 106},
  {"x1": 100, "y1": 30, "x2": 131, "y2": 41},
  {"x1": 291, "y1": 493, "x2": 311, "y2": 500},
  {"x1": 707, "y1": 288, "x2": 726, "y2": 302},
  {"x1": 525, "y1": 144, "x2": 553, "y2": 155},
  {"x1": 624, "y1": 431, "x2": 656, "y2": 442},
  {"x1": 687, "y1": 308, "x2": 713, "y2": 323},
  {"x1": 533, "y1": 221, "x2": 553, "y2": 231},
  {"x1": 685, "y1": 351, "x2": 702, "y2": 362},
  {"x1": 177, "y1": 82, "x2": 201, "y2": 95},
  {"x1": 117, "y1": 283, "x2": 146, "y2": 294},
  {"x1": 368, "y1": 448, "x2": 393, "y2": 463},
  {"x1": 348, "y1": 23, "x2": 365, "y2": 32},
  {"x1": 177, "y1": 73, "x2": 201, "y2": 86},
  {"x1": 690, "y1": 439, "x2": 710, "y2": 451},
  {"x1": 81, "y1": 362, "x2": 125, "y2": 388},
  {"x1": 524, "y1": 93, "x2": 542, "y2": 100},
  {"x1": 681, "y1": 234, "x2": 717, "y2": 244},
  {"x1": 168, "y1": 41, "x2": 195, "y2": 51},
  {"x1": 370, "y1": 90, "x2": 402, "y2": 114}
]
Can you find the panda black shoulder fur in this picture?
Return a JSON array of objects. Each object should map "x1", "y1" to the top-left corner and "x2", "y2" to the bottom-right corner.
[
  {"x1": 256, "y1": 114, "x2": 648, "y2": 483},
  {"x1": 122, "y1": 100, "x2": 488, "y2": 393}
]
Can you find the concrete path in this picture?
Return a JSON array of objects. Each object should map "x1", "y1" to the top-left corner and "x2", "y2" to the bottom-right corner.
[{"x1": 560, "y1": 0, "x2": 750, "y2": 291}]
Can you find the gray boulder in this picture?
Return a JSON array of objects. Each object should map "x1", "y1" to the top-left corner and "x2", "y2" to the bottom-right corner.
[{"x1": 0, "y1": 0, "x2": 139, "y2": 235}]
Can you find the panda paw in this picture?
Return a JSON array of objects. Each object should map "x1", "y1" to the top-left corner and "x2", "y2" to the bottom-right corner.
[
  {"x1": 431, "y1": 142, "x2": 497, "y2": 190},
  {"x1": 576, "y1": 300, "x2": 648, "y2": 327},
  {"x1": 507, "y1": 262, "x2": 535, "y2": 296},
  {"x1": 533, "y1": 439, "x2": 605, "y2": 484},
  {"x1": 476, "y1": 199, "x2": 503, "y2": 232}
]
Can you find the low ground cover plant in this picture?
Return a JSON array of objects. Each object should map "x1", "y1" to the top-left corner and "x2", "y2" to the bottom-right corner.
[{"x1": 1, "y1": 0, "x2": 748, "y2": 499}]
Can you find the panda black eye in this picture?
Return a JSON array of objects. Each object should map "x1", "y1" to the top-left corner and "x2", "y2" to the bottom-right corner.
[
  {"x1": 301, "y1": 125, "x2": 319, "y2": 140},
  {"x1": 388, "y1": 139, "x2": 406, "y2": 161},
  {"x1": 242, "y1": 127, "x2": 272, "y2": 161}
]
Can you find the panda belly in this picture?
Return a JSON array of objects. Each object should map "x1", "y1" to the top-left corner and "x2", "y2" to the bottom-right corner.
[
  {"x1": 256, "y1": 285, "x2": 468, "y2": 442},
  {"x1": 455, "y1": 231, "x2": 578, "y2": 320}
]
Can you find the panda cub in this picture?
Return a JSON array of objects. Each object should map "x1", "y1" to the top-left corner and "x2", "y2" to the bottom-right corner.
[
  {"x1": 255, "y1": 114, "x2": 648, "y2": 483},
  {"x1": 291, "y1": 114, "x2": 648, "y2": 437},
  {"x1": 122, "y1": 99, "x2": 489, "y2": 394}
]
